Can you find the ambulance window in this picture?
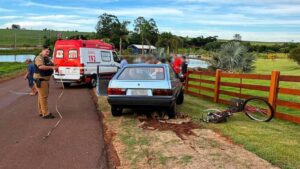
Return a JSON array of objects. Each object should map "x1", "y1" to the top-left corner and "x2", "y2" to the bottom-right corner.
[
  {"x1": 69, "y1": 50, "x2": 77, "y2": 59},
  {"x1": 101, "y1": 51, "x2": 111, "y2": 62},
  {"x1": 56, "y1": 50, "x2": 63, "y2": 58}
]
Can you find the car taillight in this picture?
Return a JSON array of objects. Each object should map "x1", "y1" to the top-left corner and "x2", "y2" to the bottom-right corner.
[
  {"x1": 152, "y1": 89, "x2": 173, "y2": 96},
  {"x1": 108, "y1": 88, "x2": 126, "y2": 95}
]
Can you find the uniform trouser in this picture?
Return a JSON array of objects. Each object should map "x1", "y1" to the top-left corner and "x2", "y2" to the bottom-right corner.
[{"x1": 35, "y1": 81, "x2": 50, "y2": 116}]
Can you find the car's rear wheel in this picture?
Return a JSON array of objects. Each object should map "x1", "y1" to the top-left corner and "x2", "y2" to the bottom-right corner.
[
  {"x1": 176, "y1": 90, "x2": 184, "y2": 105},
  {"x1": 168, "y1": 103, "x2": 177, "y2": 119},
  {"x1": 111, "y1": 106, "x2": 123, "y2": 116}
]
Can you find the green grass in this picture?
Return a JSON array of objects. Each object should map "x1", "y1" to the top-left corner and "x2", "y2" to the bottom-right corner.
[
  {"x1": 178, "y1": 95, "x2": 300, "y2": 169},
  {"x1": 0, "y1": 49, "x2": 40, "y2": 55},
  {"x1": 0, "y1": 29, "x2": 92, "y2": 47},
  {"x1": 249, "y1": 41, "x2": 285, "y2": 46},
  {"x1": 118, "y1": 116, "x2": 153, "y2": 167},
  {"x1": 217, "y1": 39, "x2": 288, "y2": 46},
  {"x1": 179, "y1": 155, "x2": 193, "y2": 165},
  {"x1": 0, "y1": 62, "x2": 26, "y2": 79},
  {"x1": 255, "y1": 58, "x2": 300, "y2": 75}
]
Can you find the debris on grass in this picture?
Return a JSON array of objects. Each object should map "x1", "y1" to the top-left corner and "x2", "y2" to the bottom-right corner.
[{"x1": 138, "y1": 116, "x2": 200, "y2": 140}]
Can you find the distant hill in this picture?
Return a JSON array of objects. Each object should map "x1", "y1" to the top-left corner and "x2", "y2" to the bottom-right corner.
[
  {"x1": 218, "y1": 39, "x2": 287, "y2": 46},
  {"x1": 0, "y1": 29, "x2": 93, "y2": 48}
]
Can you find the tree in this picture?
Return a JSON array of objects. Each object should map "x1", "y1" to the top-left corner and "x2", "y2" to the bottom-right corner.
[
  {"x1": 204, "y1": 41, "x2": 224, "y2": 51},
  {"x1": 133, "y1": 17, "x2": 159, "y2": 54},
  {"x1": 156, "y1": 32, "x2": 182, "y2": 55},
  {"x1": 187, "y1": 36, "x2": 217, "y2": 47},
  {"x1": 288, "y1": 47, "x2": 300, "y2": 65},
  {"x1": 11, "y1": 24, "x2": 20, "y2": 30},
  {"x1": 233, "y1": 34, "x2": 242, "y2": 41},
  {"x1": 156, "y1": 32, "x2": 173, "y2": 55},
  {"x1": 210, "y1": 41, "x2": 255, "y2": 72},
  {"x1": 95, "y1": 13, "x2": 119, "y2": 38},
  {"x1": 95, "y1": 13, "x2": 130, "y2": 51}
]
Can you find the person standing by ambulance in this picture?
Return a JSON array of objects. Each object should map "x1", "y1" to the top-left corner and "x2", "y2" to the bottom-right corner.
[
  {"x1": 24, "y1": 59, "x2": 37, "y2": 96},
  {"x1": 34, "y1": 46, "x2": 56, "y2": 119}
]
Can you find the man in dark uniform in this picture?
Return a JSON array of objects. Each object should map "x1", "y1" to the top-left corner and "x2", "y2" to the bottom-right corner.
[
  {"x1": 181, "y1": 56, "x2": 188, "y2": 79},
  {"x1": 34, "y1": 46, "x2": 56, "y2": 119}
]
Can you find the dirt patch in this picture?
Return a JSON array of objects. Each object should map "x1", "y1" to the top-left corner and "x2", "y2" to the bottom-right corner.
[
  {"x1": 138, "y1": 117, "x2": 200, "y2": 140},
  {"x1": 97, "y1": 96, "x2": 279, "y2": 169}
]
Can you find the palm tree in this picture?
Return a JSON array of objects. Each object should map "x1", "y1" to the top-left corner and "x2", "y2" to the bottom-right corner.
[{"x1": 211, "y1": 41, "x2": 255, "y2": 73}]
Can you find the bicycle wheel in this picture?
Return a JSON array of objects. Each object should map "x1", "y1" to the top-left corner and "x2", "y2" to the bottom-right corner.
[{"x1": 242, "y1": 97, "x2": 274, "y2": 122}]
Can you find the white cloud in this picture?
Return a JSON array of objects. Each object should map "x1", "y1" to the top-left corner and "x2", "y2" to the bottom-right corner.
[
  {"x1": 0, "y1": 7, "x2": 14, "y2": 12},
  {"x1": 27, "y1": 15, "x2": 80, "y2": 20},
  {"x1": 1, "y1": 0, "x2": 298, "y2": 42},
  {"x1": 175, "y1": 0, "x2": 300, "y2": 5},
  {"x1": 102, "y1": 8, "x2": 183, "y2": 17},
  {"x1": 23, "y1": 2, "x2": 183, "y2": 17},
  {"x1": 0, "y1": 16, "x2": 20, "y2": 19},
  {"x1": 160, "y1": 27, "x2": 300, "y2": 42},
  {"x1": 0, "y1": 21, "x2": 89, "y2": 31},
  {"x1": 236, "y1": 5, "x2": 300, "y2": 15}
]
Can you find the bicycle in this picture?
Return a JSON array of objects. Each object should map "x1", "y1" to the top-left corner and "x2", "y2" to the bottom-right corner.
[{"x1": 202, "y1": 97, "x2": 275, "y2": 123}]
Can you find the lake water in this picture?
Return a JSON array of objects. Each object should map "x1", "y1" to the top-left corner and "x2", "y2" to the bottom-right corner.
[
  {"x1": 0, "y1": 48, "x2": 13, "y2": 50},
  {"x1": 0, "y1": 55, "x2": 35, "y2": 62},
  {"x1": 188, "y1": 59, "x2": 210, "y2": 69}
]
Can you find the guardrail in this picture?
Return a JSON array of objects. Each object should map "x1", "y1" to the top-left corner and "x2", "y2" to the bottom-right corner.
[{"x1": 185, "y1": 69, "x2": 300, "y2": 124}]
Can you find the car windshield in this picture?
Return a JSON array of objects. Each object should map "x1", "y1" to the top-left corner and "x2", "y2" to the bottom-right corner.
[{"x1": 118, "y1": 67, "x2": 165, "y2": 80}]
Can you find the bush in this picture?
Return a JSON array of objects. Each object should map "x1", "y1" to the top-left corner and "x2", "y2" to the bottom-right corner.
[
  {"x1": 210, "y1": 41, "x2": 255, "y2": 73},
  {"x1": 288, "y1": 47, "x2": 300, "y2": 65}
]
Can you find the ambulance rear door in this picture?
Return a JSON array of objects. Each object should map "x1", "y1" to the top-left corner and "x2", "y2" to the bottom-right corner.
[
  {"x1": 80, "y1": 48, "x2": 102, "y2": 75},
  {"x1": 98, "y1": 50, "x2": 119, "y2": 75}
]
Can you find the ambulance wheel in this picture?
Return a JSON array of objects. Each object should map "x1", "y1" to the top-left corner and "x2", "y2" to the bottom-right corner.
[
  {"x1": 63, "y1": 83, "x2": 71, "y2": 88},
  {"x1": 111, "y1": 106, "x2": 123, "y2": 116},
  {"x1": 88, "y1": 77, "x2": 97, "y2": 89}
]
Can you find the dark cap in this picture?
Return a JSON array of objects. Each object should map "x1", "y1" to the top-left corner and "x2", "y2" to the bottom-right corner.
[{"x1": 42, "y1": 45, "x2": 50, "y2": 50}]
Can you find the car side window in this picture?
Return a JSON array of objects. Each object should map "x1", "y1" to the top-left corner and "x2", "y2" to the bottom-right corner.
[
  {"x1": 169, "y1": 66, "x2": 176, "y2": 80},
  {"x1": 101, "y1": 51, "x2": 111, "y2": 62}
]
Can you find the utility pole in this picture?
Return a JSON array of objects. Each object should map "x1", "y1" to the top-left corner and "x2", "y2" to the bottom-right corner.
[
  {"x1": 119, "y1": 37, "x2": 122, "y2": 55},
  {"x1": 14, "y1": 32, "x2": 17, "y2": 49},
  {"x1": 141, "y1": 30, "x2": 144, "y2": 56}
]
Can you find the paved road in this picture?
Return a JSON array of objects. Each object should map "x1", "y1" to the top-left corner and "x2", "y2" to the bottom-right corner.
[{"x1": 0, "y1": 77, "x2": 110, "y2": 169}]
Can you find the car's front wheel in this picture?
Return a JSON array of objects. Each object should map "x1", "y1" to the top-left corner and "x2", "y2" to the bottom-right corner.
[
  {"x1": 111, "y1": 106, "x2": 123, "y2": 116},
  {"x1": 176, "y1": 90, "x2": 184, "y2": 105},
  {"x1": 168, "y1": 103, "x2": 177, "y2": 119}
]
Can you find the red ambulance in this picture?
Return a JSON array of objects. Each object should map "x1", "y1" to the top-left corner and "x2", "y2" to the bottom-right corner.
[{"x1": 53, "y1": 39, "x2": 120, "y2": 87}]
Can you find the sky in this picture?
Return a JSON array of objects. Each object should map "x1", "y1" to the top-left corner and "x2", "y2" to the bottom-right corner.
[{"x1": 0, "y1": 0, "x2": 300, "y2": 42}]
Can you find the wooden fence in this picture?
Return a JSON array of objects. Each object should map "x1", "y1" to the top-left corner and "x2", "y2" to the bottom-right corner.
[{"x1": 185, "y1": 69, "x2": 300, "y2": 124}]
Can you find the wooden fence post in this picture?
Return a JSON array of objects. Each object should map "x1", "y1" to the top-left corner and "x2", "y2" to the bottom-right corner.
[
  {"x1": 185, "y1": 70, "x2": 190, "y2": 94},
  {"x1": 269, "y1": 70, "x2": 280, "y2": 112},
  {"x1": 214, "y1": 69, "x2": 222, "y2": 103}
]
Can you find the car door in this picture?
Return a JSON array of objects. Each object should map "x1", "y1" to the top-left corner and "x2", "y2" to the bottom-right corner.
[
  {"x1": 99, "y1": 50, "x2": 120, "y2": 74},
  {"x1": 168, "y1": 66, "x2": 181, "y2": 97}
]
